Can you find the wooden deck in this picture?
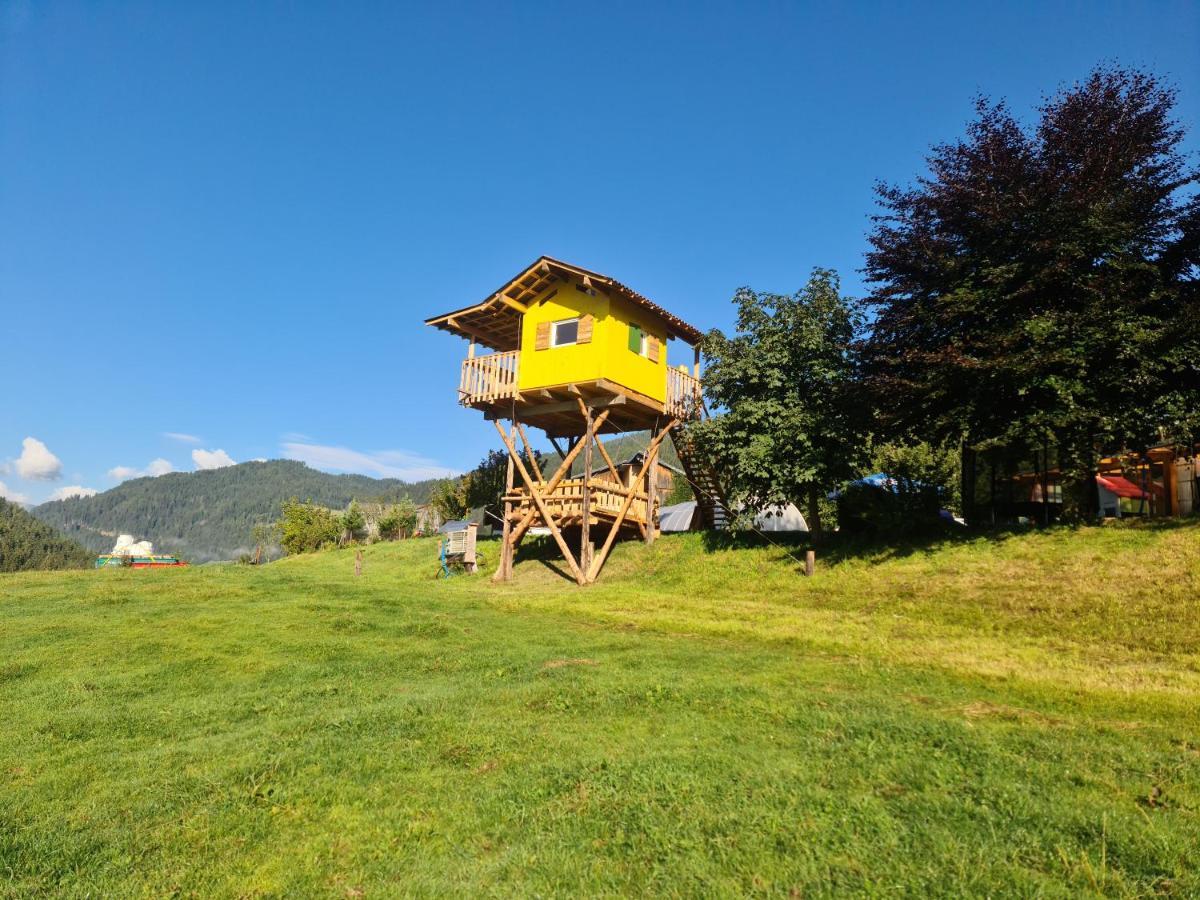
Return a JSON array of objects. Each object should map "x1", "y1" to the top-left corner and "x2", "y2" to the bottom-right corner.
[
  {"x1": 458, "y1": 351, "x2": 702, "y2": 435},
  {"x1": 505, "y1": 476, "x2": 652, "y2": 531}
]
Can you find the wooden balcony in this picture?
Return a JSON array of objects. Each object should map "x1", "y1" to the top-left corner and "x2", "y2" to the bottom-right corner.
[
  {"x1": 459, "y1": 350, "x2": 703, "y2": 433},
  {"x1": 460, "y1": 350, "x2": 520, "y2": 405},
  {"x1": 666, "y1": 366, "x2": 703, "y2": 420}
]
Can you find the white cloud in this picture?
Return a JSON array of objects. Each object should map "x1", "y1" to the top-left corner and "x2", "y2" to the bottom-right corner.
[
  {"x1": 146, "y1": 457, "x2": 174, "y2": 476},
  {"x1": 193, "y1": 448, "x2": 236, "y2": 470},
  {"x1": 282, "y1": 442, "x2": 457, "y2": 481},
  {"x1": 14, "y1": 437, "x2": 62, "y2": 481},
  {"x1": 0, "y1": 481, "x2": 30, "y2": 504},
  {"x1": 48, "y1": 484, "x2": 98, "y2": 501},
  {"x1": 108, "y1": 458, "x2": 175, "y2": 482},
  {"x1": 163, "y1": 432, "x2": 202, "y2": 444}
]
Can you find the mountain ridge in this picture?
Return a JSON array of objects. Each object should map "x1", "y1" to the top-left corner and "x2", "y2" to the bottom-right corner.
[{"x1": 32, "y1": 459, "x2": 443, "y2": 563}]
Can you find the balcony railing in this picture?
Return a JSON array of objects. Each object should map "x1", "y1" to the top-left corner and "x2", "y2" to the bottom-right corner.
[
  {"x1": 460, "y1": 350, "x2": 520, "y2": 406},
  {"x1": 506, "y1": 477, "x2": 651, "y2": 525},
  {"x1": 666, "y1": 367, "x2": 703, "y2": 419},
  {"x1": 460, "y1": 349, "x2": 702, "y2": 416}
]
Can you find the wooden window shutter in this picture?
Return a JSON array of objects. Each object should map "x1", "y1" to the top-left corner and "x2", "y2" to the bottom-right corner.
[
  {"x1": 628, "y1": 323, "x2": 642, "y2": 353},
  {"x1": 647, "y1": 335, "x2": 660, "y2": 363},
  {"x1": 535, "y1": 321, "x2": 551, "y2": 351},
  {"x1": 577, "y1": 314, "x2": 593, "y2": 344}
]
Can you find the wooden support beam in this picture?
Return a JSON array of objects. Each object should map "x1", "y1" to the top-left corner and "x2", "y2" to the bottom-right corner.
[
  {"x1": 493, "y1": 420, "x2": 586, "y2": 584},
  {"x1": 581, "y1": 405, "x2": 594, "y2": 576},
  {"x1": 514, "y1": 422, "x2": 544, "y2": 483},
  {"x1": 578, "y1": 399, "x2": 621, "y2": 483},
  {"x1": 547, "y1": 436, "x2": 569, "y2": 461},
  {"x1": 497, "y1": 295, "x2": 529, "y2": 314},
  {"x1": 693, "y1": 344, "x2": 701, "y2": 378},
  {"x1": 509, "y1": 410, "x2": 612, "y2": 545},
  {"x1": 518, "y1": 395, "x2": 627, "y2": 420},
  {"x1": 494, "y1": 421, "x2": 516, "y2": 582},
  {"x1": 586, "y1": 421, "x2": 676, "y2": 581},
  {"x1": 645, "y1": 422, "x2": 660, "y2": 545}
]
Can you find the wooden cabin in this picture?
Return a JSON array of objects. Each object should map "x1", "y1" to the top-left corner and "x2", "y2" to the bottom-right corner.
[{"x1": 426, "y1": 256, "x2": 728, "y2": 584}]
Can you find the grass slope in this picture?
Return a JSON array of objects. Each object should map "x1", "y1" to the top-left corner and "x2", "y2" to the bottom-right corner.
[{"x1": 1, "y1": 522, "x2": 1198, "y2": 896}]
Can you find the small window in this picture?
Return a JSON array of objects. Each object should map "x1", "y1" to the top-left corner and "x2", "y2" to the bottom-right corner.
[
  {"x1": 552, "y1": 318, "x2": 579, "y2": 346},
  {"x1": 628, "y1": 323, "x2": 644, "y2": 354}
]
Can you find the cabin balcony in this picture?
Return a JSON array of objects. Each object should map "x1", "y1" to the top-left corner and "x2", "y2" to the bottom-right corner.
[
  {"x1": 459, "y1": 349, "x2": 521, "y2": 405},
  {"x1": 458, "y1": 350, "x2": 703, "y2": 433}
]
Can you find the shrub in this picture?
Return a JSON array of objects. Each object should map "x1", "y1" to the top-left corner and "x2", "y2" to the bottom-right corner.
[{"x1": 278, "y1": 498, "x2": 341, "y2": 555}]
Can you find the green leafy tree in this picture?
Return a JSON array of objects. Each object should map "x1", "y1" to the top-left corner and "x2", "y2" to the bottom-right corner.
[
  {"x1": 694, "y1": 268, "x2": 871, "y2": 536},
  {"x1": 428, "y1": 477, "x2": 469, "y2": 524},
  {"x1": 865, "y1": 65, "x2": 1200, "y2": 521},
  {"x1": 465, "y1": 449, "x2": 510, "y2": 522},
  {"x1": 339, "y1": 500, "x2": 366, "y2": 545},
  {"x1": 377, "y1": 498, "x2": 418, "y2": 540},
  {"x1": 250, "y1": 521, "x2": 280, "y2": 564},
  {"x1": 872, "y1": 440, "x2": 961, "y2": 515},
  {"x1": 277, "y1": 498, "x2": 341, "y2": 555}
]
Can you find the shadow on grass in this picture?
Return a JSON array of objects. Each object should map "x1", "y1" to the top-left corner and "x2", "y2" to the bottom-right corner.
[
  {"x1": 508, "y1": 536, "x2": 578, "y2": 584},
  {"x1": 699, "y1": 521, "x2": 1060, "y2": 569},
  {"x1": 704, "y1": 516, "x2": 1197, "y2": 570}
]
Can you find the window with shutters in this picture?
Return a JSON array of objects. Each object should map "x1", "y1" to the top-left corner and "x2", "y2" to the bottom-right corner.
[
  {"x1": 628, "y1": 323, "x2": 644, "y2": 354},
  {"x1": 551, "y1": 318, "x2": 579, "y2": 347}
]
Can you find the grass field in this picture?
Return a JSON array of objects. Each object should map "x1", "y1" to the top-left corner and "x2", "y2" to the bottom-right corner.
[{"x1": 2, "y1": 522, "x2": 1198, "y2": 897}]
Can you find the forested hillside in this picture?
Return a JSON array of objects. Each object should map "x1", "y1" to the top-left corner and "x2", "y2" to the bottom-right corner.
[
  {"x1": 32, "y1": 460, "x2": 443, "y2": 563},
  {"x1": 0, "y1": 498, "x2": 92, "y2": 572},
  {"x1": 551, "y1": 430, "x2": 681, "y2": 474}
]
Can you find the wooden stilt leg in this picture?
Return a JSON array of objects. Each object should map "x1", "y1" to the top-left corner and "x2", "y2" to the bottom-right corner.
[
  {"x1": 494, "y1": 420, "x2": 516, "y2": 583},
  {"x1": 515, "y1": 422, "x2": 544, "y2": 483},
  {"x1": 586, "y1": 421, "x2": 676, "y2": 582},
  {"x1": 493, "y1": 420, "x2": 587, "y2": 585},
  {"x1": 645, "y1": 422, "x2": 659, "y2": 545},
  {"x1": 581, "y1": 405, "x2": 594, "y2": 577}
]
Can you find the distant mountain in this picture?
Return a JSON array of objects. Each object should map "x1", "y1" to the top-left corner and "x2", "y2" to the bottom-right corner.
[
  {"x1": 32, "y1": 460, "x2": 444, "y2": 563},
  {"x1": 0, "y1": 497, "x2": 92, "y2": 572}
]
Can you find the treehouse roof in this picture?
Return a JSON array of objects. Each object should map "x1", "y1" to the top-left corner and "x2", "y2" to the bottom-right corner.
[{"x1": 425, "y1": 256, "x2": 704, "y2": 352}]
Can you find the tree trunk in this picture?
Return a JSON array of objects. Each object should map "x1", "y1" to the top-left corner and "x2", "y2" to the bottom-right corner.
[
  {"x1": 806, "y1": 485, "x2": 823, "y2": 539},
  {"x1": 1059, "y1": 427, "x2": 1099, "y2": 522},
  {"x1": 960, "y1": 442, "x2": 978, "y2": 527}
]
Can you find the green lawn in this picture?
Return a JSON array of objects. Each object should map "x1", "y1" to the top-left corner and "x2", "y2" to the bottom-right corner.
[{"x1": 2, "y1": 523, "x2": 1198, "y2": 897}]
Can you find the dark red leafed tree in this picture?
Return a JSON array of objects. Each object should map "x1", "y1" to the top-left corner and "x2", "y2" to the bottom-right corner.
[{"x1": 864, "y1": 65, "x2": 1200, "y2": 521}]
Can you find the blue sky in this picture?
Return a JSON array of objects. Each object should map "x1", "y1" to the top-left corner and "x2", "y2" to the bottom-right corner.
[{"x1": 2, "y1": 1, "x2": 1197, "y2": 504}]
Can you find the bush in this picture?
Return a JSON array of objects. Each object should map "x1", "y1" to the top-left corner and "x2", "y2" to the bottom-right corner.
[
  {"x1": 377, "y1": 499, "x2": 418, "y2": 541},
  {"x1": 836, "y1": 481, "x2": 944, "y2": 537},
  {"x1": 278, "y1": 498, "x2": 341, "y2": 555}
]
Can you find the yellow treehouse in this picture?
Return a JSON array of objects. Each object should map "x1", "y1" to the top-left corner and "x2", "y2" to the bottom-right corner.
[{"x1": 426, "y1": 256, "x2": 727, "y2": 585}]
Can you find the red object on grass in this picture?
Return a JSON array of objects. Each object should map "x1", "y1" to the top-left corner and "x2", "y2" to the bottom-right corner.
[{"x1": 1096, "y1": 474, "x2": 1150, "y2": 500}]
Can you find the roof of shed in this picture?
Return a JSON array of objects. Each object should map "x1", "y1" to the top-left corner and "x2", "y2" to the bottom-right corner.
[{"x1": 424, "y1": 256, "x2": 705, "y2": 351}]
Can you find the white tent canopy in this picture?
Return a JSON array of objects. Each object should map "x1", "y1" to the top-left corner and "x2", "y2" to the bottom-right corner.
[{"x1": 657, "y1": 501, "x2": 808, "y2": 533}]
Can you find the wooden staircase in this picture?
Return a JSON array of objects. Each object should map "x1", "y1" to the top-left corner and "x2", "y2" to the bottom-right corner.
[{"x1": 670, "y1": 424, "x2": 731, "y2": 531}]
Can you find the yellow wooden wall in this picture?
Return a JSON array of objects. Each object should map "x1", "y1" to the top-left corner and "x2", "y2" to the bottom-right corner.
[{"x1": 517, "y1": 282, "x2": 669, "y2": 402}]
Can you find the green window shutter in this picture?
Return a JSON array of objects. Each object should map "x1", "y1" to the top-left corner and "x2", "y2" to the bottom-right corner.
[{"x1": 627, "y1": 323, "x2": 642, "y2": 353}]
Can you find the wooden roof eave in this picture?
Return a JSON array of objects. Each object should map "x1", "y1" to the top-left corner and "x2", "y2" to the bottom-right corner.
[{"x1": 426, "y1": 254, "x2": 706, "y2": 350}]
